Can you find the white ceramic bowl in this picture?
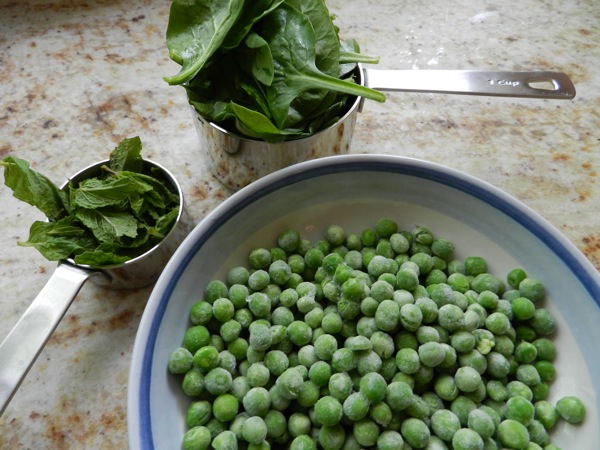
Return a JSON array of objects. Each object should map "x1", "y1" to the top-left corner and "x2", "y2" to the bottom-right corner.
[{"x1": 128, "y1": 154, "x2": 600, "y2": 449}]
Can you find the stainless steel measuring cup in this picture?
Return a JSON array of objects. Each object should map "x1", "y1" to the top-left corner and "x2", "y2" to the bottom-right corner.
[
  {"x1": 194, "y1": 66, "x2": 576, "y2": 190},
  {"x1": 0, "y1": 158, "x2": 190, "y2": 415}
]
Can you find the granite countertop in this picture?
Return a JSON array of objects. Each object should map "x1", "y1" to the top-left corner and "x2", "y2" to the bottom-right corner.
[{"x1": 0, "y1": 0, "x2": 598, "y2": 448}]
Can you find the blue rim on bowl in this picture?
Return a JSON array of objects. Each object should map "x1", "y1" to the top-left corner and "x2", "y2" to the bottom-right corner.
[{"x1": 128, "y1": 154, "x2": 600, "y2": 449}]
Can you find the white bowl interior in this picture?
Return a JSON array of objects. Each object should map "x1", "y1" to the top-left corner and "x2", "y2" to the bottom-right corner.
[{"x1": 128, "y1": 155, "x2": 600, "y2": 449}]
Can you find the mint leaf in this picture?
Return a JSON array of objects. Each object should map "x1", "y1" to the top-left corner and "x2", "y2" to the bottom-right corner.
[
  {"x1": 18, "y1": 217, "x2": 96, "y2": 261},
  {"x1": 70, "y1": 174, "x2": 152, "y2": 210},
  {"x1": 75, "y1": 208, "x2": 139, "y2": 243},
  {"x1": 74, "y1": 249, "x2": 131, "y2": 266},
  {"x1": 1, "y1": 156, "x2": 69, "y2": 221},
  {"x1": 108, "y1": 136, "x2": 144, "y2": 172}
]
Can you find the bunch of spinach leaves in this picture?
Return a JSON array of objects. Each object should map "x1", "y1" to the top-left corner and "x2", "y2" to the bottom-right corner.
[
  {"x1": 0, "y1": 137, "x2": 180, "y2": 267},
  {"x1": 164, "y1": 0, "x2": 386, "y2": 142}
]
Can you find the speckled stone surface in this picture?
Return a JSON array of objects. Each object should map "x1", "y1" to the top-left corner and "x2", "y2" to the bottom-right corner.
[{"x1": 0, "y1": 0, "x2": 598, "y2": 448}]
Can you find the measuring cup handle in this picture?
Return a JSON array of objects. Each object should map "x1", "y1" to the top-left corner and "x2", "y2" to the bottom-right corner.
[
  {"x1": 0, "y1": 262, "x2": 101, "y2": 415},
  {"x1": 363, "y1": 68, "x2": 576, "y2": 99}
]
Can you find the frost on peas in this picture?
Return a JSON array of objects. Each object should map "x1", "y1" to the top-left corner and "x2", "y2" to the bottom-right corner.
[
  {"x1": 182, "y1": 425, "x2": 211, "y2": 450},
  {"x1": 498, "y1": 419, "x2": 530, "y2": 449},
  {"x1": 556, "y1": 396, "x2": 586, "y2": 423},
  {"x1": 452, "y1": 427, "x2": 484, "y2": 450}
]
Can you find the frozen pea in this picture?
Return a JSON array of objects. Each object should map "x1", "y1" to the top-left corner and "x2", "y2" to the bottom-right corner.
[
  {"x1": 485, "y1": 312, "x2": 511, "y2": 335},
  {"x1": 464, "y1": 257, "x2": 488, "y2": 277},
  {"x1": 415, "y1": 297, "x2": 439, "y2": 324},
  {"x1": 330, "y1": 347, "x2": 357, "y2": 372},
  {"x1": 438, "y1": 304, "x2": 465, "y2": 331},
  {"x1": 376, "y1": 430, "x2": 404, "y2": 450},
  {"x1": 370, "y1": 279, "x2": 394, "y2": 301},
  {"x1": 183, "y1": 325, "x2": 210, "y2": 354},
  {"x1": 298, "y1": 345, "x2": 318, "y2": 368},
  {"x1": 498, "y1": 419, "x2": 530, "y2": 449},
  {"x1": 511, "y1": 297, "x2": 535, "y2": 320},
  {"x1": 289, "y1": 435, "x2": 316, "y2": 450},
  {"x1": 182, "y1": 368, "x2": 205, "y2": 397},
  {"x1": 286, "y1": 320, "x2": 313, "y2": 347},
  {"x1": 535, "y1": 361, "x2": 556, "y2": 383},
  {"x1": 296, "y1": 380, "x2": 320, "y2": 408},
  {"x1": 268, "y1": 259, "x2": 292, "y2": 285},
  {"x1": 357, "y1": 351, "x2": 382, "y2": 376},
  {"x1": 193, "y1": 346, "x2": 219, "y2": 371},
  {"x1": 532, "y1": 338, "x2": 556, "y2": 361},
  {"x1": 416, "y1": 325, "x2": 440, "y2": 344},
  {"x1": 370, "y1": 331, "x2": 395, "y2": 359},
  {"x1": 393, "y1": 289, "x2": 415, "y2": 307},
  {"x1": 227, "y1": 338, "x2": 249, "y2": 361},
  {"x1": 212, "y1": 394, "x2": 239, "y2": 422},
  {"x1": 218, "y1": 350, "x2": 237, "y2": 374},
  {"x1": 249, "y1": 248, "x2": 271, "y2": 269},
  {"x1": 375, "y1": 218, "x2": 398, "y2": 237},
  {"x1": 186, "y1": 400, "x2": 212, "y2": 428},
  {"x1": 212, "y1": 298, "x2": 235, "y2": 323},
  {"x1": 519, "y1": 278, "x2": 545, "y2": 302},
  {"x1": 228, "y1": 284, "x2": 249, "y2": 310},
  {"x1": 396, "y1": 347, "x2": 421, "y2": 374},
  {"x1": 486, "y1": 380, "x2": 507, "y2": 402},
  {"x1": 529, "y1": 309, "x2": 557, "y2": 336},
  {"x1": 249, "y1": 323, "x2": 273, "y2": 352},
  {"x1": 246, "y1": 363, "x2": 270, "y2": 388},
  {"x1": 505, "y1": 396, "x2": 535, "y2": 425},
  {"x1": 472, "y1": 274, "x2": 503, "y2": 295},
  {"x1": 516, "y1": 364, "x2": 541, "y2": 387},
  {"x1": 345, "y1": 335, "x2": 372, "y2": 351},
  {"x1": 268, "y1": 384, "x2": 290, "y2": 412},
  {"x1": 329, "y1": 372, "x2": 354, "y2": 401},
  {"x1": 400, "y1": 417, "x2": 430, "y2": 449},
  {"x1": 189, "y1": 301, "x2": 213, "y2": 325},
  {"x1": 370, "y1": 401, "x2": 393, "y2": 427},
  {"x1": 275, "y1": 367, "x2": 304, "y2": 399},
  {"x1": 434, "y1": 374, "x2": 459, "y2": 402},
  {"x1": 204, "y1": 280, "x2": 229, "y2": 303},
  {"x1": 183, "y1": 426, "x2": 211, "y2": 450},
  {"x1": 390, "y1": 232, "x2": 410, "y2": 253},
  {"x1": 459, "y1": 349, "x2": 487, "y2": 375},
  {"x1": 314, "y1": 395, "x2": 343, "y2": 426},
  {"x1": 451, "y1": 331, "x2": 476, "y2": 353},
  {"x1": 211, "y1": 430, "x2": 237, "y2": 450},
  {"x1": 468, "y1": 409, "x2": 495, "y2": 439},
  {"x1": 314, "y1": 334, "x2": 338, "y2": 360},
  {"x1": 262, "y1": 409, "x2": 286, "y2": 440},
  {"x1": 418, "y1": 341, "x2": 446, "y2": 368},
  {"x1": 534, "y1": 400, "x2": 557, "y2": 429},
  {"x1": 399, "y1": 303, "x2": 423, "y2": 332},
  {"x1": 308, "y1": 360, "x2": 332, "y2": 387},
  {"x1": 343, "y1": 391, "x2": 370, "y2": 421},
  {"x1": 168, "y1": 347, "x2": 193, "y2": 374},
  {"x1": 556, "y1": 396, "x2": 586, "y2": 423},
  {"x1": 455, "y1": 366, "x2": 482, "y2": 393},
  {"x1": 386, "y1": 381, "x2": 414, "y2": 411},
  {"x1": 360, "y1": 296, "x2": 379, "y2": 317},
  {"x1": 507, "y1": 380, "x2": 533, "y2": 401},
  {"x1": 248, "y1": 292, "x2": 271, "y2": 318},
  {"x1": 396, "y1": 268, "x2": 420, "y2": 291},
  {"x1": 359, "y1": 372, "x2": 387, "y2": 404},
  {"x1": 493, "y1": 335, "x2": 515, "y2": 357},
  {"x1": 368, "y1": 255, "x2": 392, "y2": 277},
  {"x1": 356, "y1": 316, "x2": 378, "y2": 338},
  {"x1": 516, "y1": 341, "x2": 538, "y2": 363},
  {"x1": 527, "y1": 420, "x2": 550, "y2": 447},
  {"x1": 452, "y1": 428, "x2": 484, "y2": 450},
  {"x1": 242, "y1": 416, "x2": 268, "y2": 444},
  {"x1": 304, "y1": 307, "x2": 323, "y2": 329},
  {"x1": 204, "y1": 367, "x2": 232, "y2": 395},
  {"x1": 430, "y1": 408, "x2": 461, "y2": 441},
  {"x1": 485, "y1": 351, "x2": 510, "y2": 378},
  {"x1": 375, "y1": 299, "x2": 400, "y2": 331},
  {"x1": 220, "y1": 320, "x2": 242, "y2": 343},
  {"x1": 318, "y1": 424, "x2": 345, "y2": 450},
  {"x1": 353, "y1": 418, "x2": 380, "y2": 447}
]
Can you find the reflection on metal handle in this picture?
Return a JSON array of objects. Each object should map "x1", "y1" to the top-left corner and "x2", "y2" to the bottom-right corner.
[
  {"x1": 364, "y1": 69, "x2": 576, "y2": 99},
  {"x1": 0, "y1": 263, "x2": 101, "y2": 416}
]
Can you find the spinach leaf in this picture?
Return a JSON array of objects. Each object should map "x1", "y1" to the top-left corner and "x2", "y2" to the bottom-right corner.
[
  {"x1": 260, "y1": 4, "x2": 385, "y2": 128},
  {"x1": 164, "y1": 0, "x2": 245, "y2": 85},
  {"x1": 1, "y1": 156, "x2": 69, "y2": 221},
  {"x1": 221, "y1": 0, "x2": 284, "y2": 51}
]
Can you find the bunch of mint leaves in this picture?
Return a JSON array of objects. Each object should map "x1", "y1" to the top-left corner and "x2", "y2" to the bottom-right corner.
[{"x1": 0, "y1": 137, "x2": 180, "y2": 267}]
